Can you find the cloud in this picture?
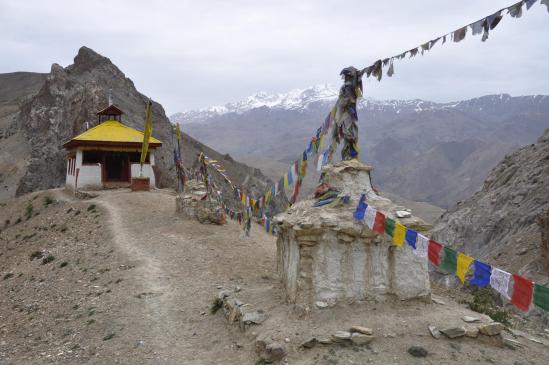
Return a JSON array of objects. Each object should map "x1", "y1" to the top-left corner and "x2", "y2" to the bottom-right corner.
[{"x1": 0, "y1": 0, "x2": 548, "y2": 114}]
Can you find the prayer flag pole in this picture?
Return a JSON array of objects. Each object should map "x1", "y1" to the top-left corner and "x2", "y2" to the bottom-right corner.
[{"x1": 140, "y1": 98, "x2": 153, "y2": 177}]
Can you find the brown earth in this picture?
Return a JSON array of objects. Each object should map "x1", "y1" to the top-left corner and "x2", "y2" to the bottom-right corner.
[{"x1": 1, "y1": 189, "x2": 548, "y2": 364}]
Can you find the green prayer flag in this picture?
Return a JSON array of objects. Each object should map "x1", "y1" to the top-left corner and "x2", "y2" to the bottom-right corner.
[
  {"x1": 534, "y1": 284, "x2": 549, "y2": 311},
  {"x1": 440, "y1": 247, "x2": 457, "y2": 274},
  {"x1": 385, "y1": 217, "x2": 395, "y2": 237}
]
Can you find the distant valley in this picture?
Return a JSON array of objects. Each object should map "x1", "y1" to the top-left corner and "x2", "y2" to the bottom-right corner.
[{"x1": 172, "y1": 86, "x2": 549, "y2": 208}]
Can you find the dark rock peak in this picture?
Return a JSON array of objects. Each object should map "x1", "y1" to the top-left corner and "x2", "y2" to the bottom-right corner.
[{"x1": 65, "y1": 46, "x2": 127, "y2": 82}]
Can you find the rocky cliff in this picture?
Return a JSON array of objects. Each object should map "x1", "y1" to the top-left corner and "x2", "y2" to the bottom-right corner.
[
  {"x1": 432, "y1": 128, "x2": 549, "y2": 284},
  {"x1": 0, "y1": 47, "x2": 275, "y2": 205}
]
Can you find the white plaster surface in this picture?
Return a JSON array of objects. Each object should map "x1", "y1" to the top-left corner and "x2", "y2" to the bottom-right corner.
[{"x1": 275, "y1": 160, "x2": 431, "y2": 306}]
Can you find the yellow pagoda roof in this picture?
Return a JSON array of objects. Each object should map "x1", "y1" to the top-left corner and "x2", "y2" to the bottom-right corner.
[{"x1": 64, "y1": 120, "x2": 162, "y2": 148}]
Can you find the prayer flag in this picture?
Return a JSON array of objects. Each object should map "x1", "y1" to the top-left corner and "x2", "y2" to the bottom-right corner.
[
  {"x1": 385, "y1": 217, "x2": 395, "y2": 237},
  {"x1": 511, "y1": 274, "x2": 534, "y2": 312},
  {"x1": 283, "y1": 174, "x2": 289, "y2": 190},
  {"x1": 393, "y1": 222, "x2": 405, "y2": 247},
  {"x1": 287, "y1": 167, "x2": 294, "y2": 186},
  {"x1": 353, "y1": 194, "x2": 367, "y2": 221},
  {"x1": 405, "y1": 229, "x2": 417, "y2": 249},
  {"x1": 469, "y1": 260, "x2": 491, "y2": 288},
  {"x1": 372, "y1": 212, "x2": 385, "y2": 234},
  {"x1": 533, "y1": 284, "x2": 549, "y2": 311},
  {"x1": 319, "y1": 134, "x2": 325, "y2": 150},
  {"x1": 490, "y1": 268, "x2": 511, "y2": 299},
  {"x1": 456, "y1": 253, "x2": 474, "y2": 283},
  {"x1": 140, "y1": 99, "x2": 153, "y2": 169},
  {"x1": 415, "y1": 234, "x2": 429, "y2": 257},
  {"x1": 364, "y1": 206, "x2": 377, "y2": 230},
  {"x1": 316, "y1": 154, "x2": 323, "y2": 172},
  {"x1": 440, "y1": 247, "x2": 458, "y2": 274},
  {"x1": 428, "y1": 240, "x2": 443, "y2": 266}
]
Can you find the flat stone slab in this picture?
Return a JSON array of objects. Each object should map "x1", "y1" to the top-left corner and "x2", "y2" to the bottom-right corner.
[
  {"x1": 441, "y1": 327, "x2": 466, "y2": 339},
  {"x1": 351, "y1": 333, "x2": 375, "y2": 345},
  {"x1": 332, "y1": 331, "x2": 352, "y2": 342},
  {"x1": 350, "y1": 326, "x2": 373, "y2": 335}
]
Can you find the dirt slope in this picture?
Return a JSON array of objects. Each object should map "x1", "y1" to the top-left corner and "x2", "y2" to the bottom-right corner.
[{"x1": 1, "y1": 189, "x2": 548, "y2": 364}]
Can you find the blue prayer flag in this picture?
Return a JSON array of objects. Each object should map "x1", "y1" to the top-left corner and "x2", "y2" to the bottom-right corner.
[
  {"x1": 469, "y1": 260, "x2": 492, "y2": 287},
  {"x1": 287, "y1": 167, "x2": 294, "y2": 185},
  {"x1": 405, "y1": 229, "x2": 418, "y2": 249},
  {"x1": 353, "y1": 194, "x2": 367, "y2": 220}
]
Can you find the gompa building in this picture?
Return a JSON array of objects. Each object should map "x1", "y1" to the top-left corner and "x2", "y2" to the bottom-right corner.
[{"x1": 63, "y1": 104, "x2": 162, "y2": 190}]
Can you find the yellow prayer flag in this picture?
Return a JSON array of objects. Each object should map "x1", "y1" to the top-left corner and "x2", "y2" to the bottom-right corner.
[
  {"x1": 241, "y1": 193, "x2": 246, "y2": 205},
  {"x1": 283, "y1": 174, "x2": 289, "y2": 190},
  {"x1": 140, "y1": 99, "x2": 153, "y2": 168},
  {"x1": 175, "y1": 123, "x2": 181, "y2": 141},
  {"x1": 456, "y1": 253, "x2": 474, "y2": 283},
  {"x1": 393, "y1": 222, "x2": 405, "y2": 247},
  {"x1": 318, "y1": 134, "x2": 325, "y2": 150}
]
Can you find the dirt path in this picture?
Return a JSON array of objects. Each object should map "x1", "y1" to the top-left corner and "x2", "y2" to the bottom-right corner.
[
  {"x1": 91, "y1": 189, "x2": 277, "y2": 364},
  {"x1": 3, "y1": 189, "x2": 547, "y2": 364}
]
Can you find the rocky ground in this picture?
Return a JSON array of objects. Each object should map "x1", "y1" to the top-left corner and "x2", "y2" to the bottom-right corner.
[{"x1": 1, "y1": 189, "x2": 548, "y2": 364}]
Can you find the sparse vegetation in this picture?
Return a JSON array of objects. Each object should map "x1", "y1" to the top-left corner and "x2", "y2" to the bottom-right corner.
[
  {"x1": 15, "y1": 217, "x2": 22, "y2": 224},
  {"x1": 25, "y1": 202, "x2": 34, "y2": 220},
  {"x1": 102, "y1": 333, "x2": 115, "y2": 341},
  {"x1": 4, "y1": 219, "x2": 9, "y2": 227},
  {"x1": 41, "y1": 255, "x2": 55, "y2": 265},
  {"x1": 210, "y1": 297, "x2": 223, "y2": 314},
  {"x1": 43, "y1": 196, "x2": 54, "y2": 207},
  {"x1": 468, "y1": 288, "x2": 512, "y2": 325},
  {"x1": 3, "y1": 273, "x2": 14, "y2": 280},
  {"x1": 59, "y1": 261, "x2": 68, "y2": 268},
  {"x1": 29, "y1": 251, "x2": 44, "y2": 261},
  {"x1": 87, "y1": 204, "x2": 96, "y2": 211}
]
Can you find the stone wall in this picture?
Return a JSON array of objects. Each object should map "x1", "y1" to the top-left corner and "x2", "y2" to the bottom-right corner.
[
  {"x1": 175, "y1": 179, "x2": 226, "y2": 225},
  {"x1": 275, "y1": 160, "x2": 431, "y2": 307}
]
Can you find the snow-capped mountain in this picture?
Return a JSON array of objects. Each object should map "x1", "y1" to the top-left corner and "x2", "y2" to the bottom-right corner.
[
  {"x1": 170, "y1": 84, "x2": 339, "y2": 124},
  {"x1": 171, "y1": 84, "x2": 548, "y2": 125},
  {"x1": 170, "y1": 86, "x2": 549, "y2": 209}
]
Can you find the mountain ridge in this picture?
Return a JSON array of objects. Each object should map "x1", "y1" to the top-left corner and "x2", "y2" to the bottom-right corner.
[
  {"x1": 171, "y1": 84, "x2": 549, "y2": 124},
  {"x1": 171, "y1": 85, "x2": 549, "y2": 208}
]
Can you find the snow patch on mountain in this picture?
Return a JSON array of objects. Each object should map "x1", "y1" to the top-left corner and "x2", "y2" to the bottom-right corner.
[{"x1": 170, "y1": 85, "x2": 547, "y2": 125}]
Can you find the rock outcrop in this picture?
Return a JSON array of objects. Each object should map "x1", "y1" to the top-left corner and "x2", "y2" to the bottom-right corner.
[
  {"x1": 0, "y1": 47, "x2": 276, "y2": 208},
  {"x1": 432, "y1": 128, "x2": 549, "y2": 283},
  {"x1": 275, "y1": 160, "x2": 431, "y2": 306}
]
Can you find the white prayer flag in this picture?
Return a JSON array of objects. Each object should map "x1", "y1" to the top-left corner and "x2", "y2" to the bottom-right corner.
[
  {"x1": 490, "y1": 268, "x2": 511, "y2": 299},
  {"x1": 316, "y1": 154, "x2": 323, "y2": 172},
  {"x1": 364, "y1": 206, "x2": 377, "y2": 230},
  {"x1": 415, "y1": 233, "x2": 429, "y2": 257}
]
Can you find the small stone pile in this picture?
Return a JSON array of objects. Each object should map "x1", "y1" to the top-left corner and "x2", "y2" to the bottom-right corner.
[
  {"x1": 215, "y1": 290, "x2": 267, "y2": 332},
  {"x1": 175, "y1": 179, "x2": 225, "y2": 224},
  {"x1": 299, "y1": 325, "x2": 375, "y2": 349},
  {"x1": 429, "y1": 317, "x2": 505, "y2": 340}
]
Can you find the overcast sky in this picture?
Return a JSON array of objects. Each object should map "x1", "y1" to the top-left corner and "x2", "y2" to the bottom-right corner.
[{"x1": 1, "y1": 0, "x2": 548, "y2": 115}]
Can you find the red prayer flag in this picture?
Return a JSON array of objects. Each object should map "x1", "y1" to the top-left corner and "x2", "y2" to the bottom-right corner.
[
  {"x1": 511, "y1": 274, "x2": 534, "y2": 312},
  {"x1": 372, "y1": 212, "x2": 386, "y2": 234},
  {"x1": 428, "y1": 240, "x2": 443, "y2": 266}
]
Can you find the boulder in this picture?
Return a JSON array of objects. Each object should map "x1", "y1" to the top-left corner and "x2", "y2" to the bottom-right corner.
[{"x1": 479, "y1": 322, "x2": 504, "y2": 336}]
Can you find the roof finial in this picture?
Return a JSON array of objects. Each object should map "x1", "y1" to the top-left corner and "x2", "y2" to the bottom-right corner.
[{"x1": 108, "y1": 88, "x2": 113, "y2": 106}]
